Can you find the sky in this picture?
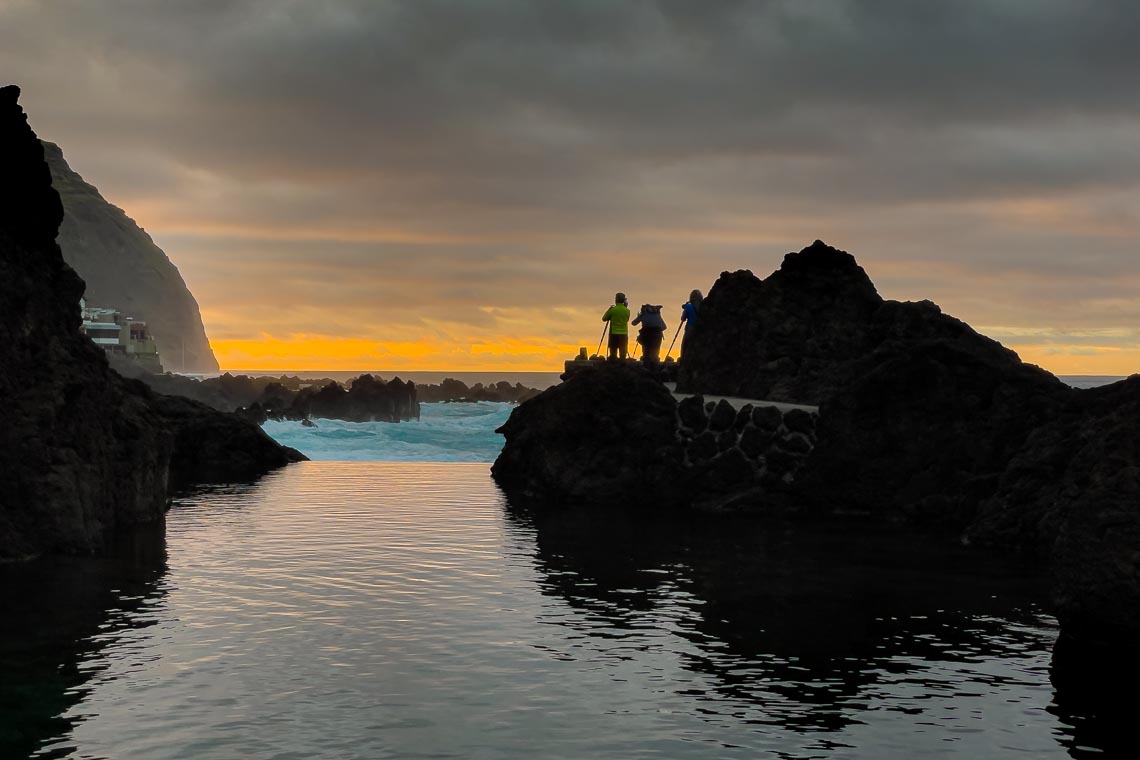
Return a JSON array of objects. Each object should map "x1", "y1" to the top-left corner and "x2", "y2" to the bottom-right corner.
[{"x1": 3, "y1": 0, "x2": 1140, "y2": 373}]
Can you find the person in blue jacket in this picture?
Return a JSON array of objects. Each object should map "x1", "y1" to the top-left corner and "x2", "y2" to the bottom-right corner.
[{"x1": 679, "y1": 289, "x2": 703, "y2": 357}]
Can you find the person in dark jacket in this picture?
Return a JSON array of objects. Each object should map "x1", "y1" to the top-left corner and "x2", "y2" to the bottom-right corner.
[
  {"x1": 632, "y1": 304, "x2": 667, "y2": 364},
  {"x1": 679, "y1": 289, "x2": 702, "y2": 357}
]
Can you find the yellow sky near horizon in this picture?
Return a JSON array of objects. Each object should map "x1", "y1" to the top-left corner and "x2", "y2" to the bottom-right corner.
[
  {"x1": 210, "y1": 334, "x2": 583, "y2": 373},
  {"x1": 207, "y1": 334, "x2": 1140, "y2": 377}
]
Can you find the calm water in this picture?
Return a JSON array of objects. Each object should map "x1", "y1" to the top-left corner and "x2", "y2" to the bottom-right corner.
[{"x1": 1, "y1": 462, "x2": 1119, "y2": 759}]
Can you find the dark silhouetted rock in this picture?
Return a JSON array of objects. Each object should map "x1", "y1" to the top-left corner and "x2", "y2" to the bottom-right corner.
[
  {"x1": 156, "y1": 395, "x2": 303, "y2": 491},
  {"x1": 779, "y1": 433, "x2": 813, "y2": 455},
  {"x1": 677, "y1": 394, "x2": 708, "y2": 433},
  {"x1": 969, "y1": 377, "x2": 1140, "y2": 650},
  {"x1": 739, "y1": 427, "x2": 772, "y2": 459},
  {"x1": 121, "y1": 367, "x2": 420, "y2": 424},
  {"x1": 493, "y1": 362, "x2": 682, "y2": 505},
  {"x1": 783, "y1": 408, "x2": 815, "y2": 435},
  {"x1": 285, "y1": 375, "x2": 418, "y2": 423},
  {"x1": 680, "y1": 240, "x2": 1073, "y2": 529},
  {"x1": 417, "y1": 378, "x2": 540, "y2": 404},
  {"x1": 752, "y1": 405, "x2": 783, "y2": 431},
  {"x1": 679, "y1": 240, "x2": 883, "y2": 403},
  {"x1": 707, "y1": 399, "x2": 736, "y2": 432},
  {"x1": 236, "y1": 401, "x2": 268, "y2": 426},
  {"x1": 799, "y1": 338, "x2": 1068, "y2": 527},
  {"x1": 0, "y1": 85, "x2": 302, "y2": 560},
  {"x1": 733, "y1": 404, "x2": 754, "y2": 432},
  {"x1": 493, "y1": 234, "x2": 1140, "y2": 652},
  {"x1": 688, "y1": 431, "x2": 718, "y2": 463},
  {"x1": 689, "y1": 449, "x2": 757, "y2": 509}
]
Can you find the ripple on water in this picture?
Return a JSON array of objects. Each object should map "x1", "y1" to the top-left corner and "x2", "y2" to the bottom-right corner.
[{"x1": 0, "y1": 462, "x2": 1102, "y2": 759}]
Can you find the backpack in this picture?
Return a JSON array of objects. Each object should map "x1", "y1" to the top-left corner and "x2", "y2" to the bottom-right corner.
[{"x1": 639, "y1": 305, "x2": 667, "y2": 331}]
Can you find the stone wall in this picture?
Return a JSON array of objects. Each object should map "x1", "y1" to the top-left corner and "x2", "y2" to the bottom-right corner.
[{"x1": 675, "y1": 395, "x2": 817, "y2": 509}]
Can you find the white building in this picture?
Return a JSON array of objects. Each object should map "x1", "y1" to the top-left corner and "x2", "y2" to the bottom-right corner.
[{"x1": 80, "y1": 298, "x2": 164, "y2": 373}]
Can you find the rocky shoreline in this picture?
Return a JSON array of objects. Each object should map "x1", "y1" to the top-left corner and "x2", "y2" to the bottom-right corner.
[
  {"x1": 109, "y1": 359, "x2": 541, "y2": 424},
  {"x1": 0, "y1": 85, "x2": 304, "y2": 561},
  {"x1": 493, "y1": 240, "x2": 1140, "y2": 657}
]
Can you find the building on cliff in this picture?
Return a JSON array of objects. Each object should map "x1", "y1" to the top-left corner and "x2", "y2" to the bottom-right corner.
[
  {"x1": 79, "y1": 298, "x2": 163, "y2": 373},
  {"x1": 42, "y1": 140, "x2": 220, "y2": 374}
]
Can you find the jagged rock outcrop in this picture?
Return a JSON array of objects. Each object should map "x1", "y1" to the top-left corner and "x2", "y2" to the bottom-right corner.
[
  {"x1": 678, "y1": 241, "x2": 884, "y2": 403},
  {"x1": 493, "y1": 362, "x2": 817, "y2": 510},
  {"x1": 417, "y1": 378, "x2": 541, "y2": 404},
  {"x1": 280, "y1": 375, "x2": 419, "y2": 423},
  {"x1": 106, "y1": 361, "x2": 338, "y2": 413},
  {"x1": 496, "y1": 237, "x2": 1140, "y2": 652},
  {"x1": 43, "y1": 140, "x2": 219, "y2": 373},
  {"x1": 493, "y1": 363, "x2": 682, "y2": 504},
  {"x1": 680, "y1": 240, "x2": 1073, "y2": 525},
  {"x1": 113, "y1": 364, "x2": 531, "y2": 421},
  {"x1": 799, "y1": 306, "x2": 1070, "y2": 527},
  {"x1": 971, "y1": 377, "x2": 1140, "y2": 646},
  {"x1": 0, "y1": 85, "x2": 302, "y2": 561}
]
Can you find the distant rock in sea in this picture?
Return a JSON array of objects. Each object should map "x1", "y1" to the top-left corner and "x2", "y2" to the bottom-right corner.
[
  {"x1": 42, "y1": 140, "x2": 219, "y2": 373},
  {"x1": 0, "y1": 84, "x2": 302, "y2": 561},
  {"x1": 110, "y1": 365, "x2": 541, "y2": 423},
  {"x1": 416, "y1": 378, "x2": 541, "y2": 404},
  {"x1": 241, "y1": 374, "x2": 420, "y2": 424}
]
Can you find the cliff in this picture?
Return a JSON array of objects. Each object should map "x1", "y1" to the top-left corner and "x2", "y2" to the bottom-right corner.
[
  {"x1": 0, "y1": 85, "x2": 302, "y2": 561},
  {"x1": 42, "y1": 140, "x2": 218, "y2": 373}
]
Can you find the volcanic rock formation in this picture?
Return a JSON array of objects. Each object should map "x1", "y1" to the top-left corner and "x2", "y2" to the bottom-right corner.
[
  {"x1": 493, "y1": 362, "x2": 818, "y2": 511},
  {"x1": 679, "y1": 241, "x2": 1072, "y2": 525},
  {"x1": 43, "y1": 140, "x2": 218, "y2": 373},
  {"x1": 242, "y1": 375, "x2": 420, "y2": 424},
  {"x1": 493, "y1": 363, "x2": 682, "y2": 504},
  {"x1": 494, "y1": 239, "x2": 1140, "y2": 652},
  {"x1": 0, "y1": 84, "x2": 302, "y2": 561}
]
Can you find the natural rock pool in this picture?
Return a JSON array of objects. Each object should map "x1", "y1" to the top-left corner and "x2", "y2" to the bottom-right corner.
[{"x1": 0, "y1": 463, "x2": 1114, "y2": 758}]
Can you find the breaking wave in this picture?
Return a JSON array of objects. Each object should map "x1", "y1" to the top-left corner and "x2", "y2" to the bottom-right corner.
[{"x1": 262, "y1": 401, "x2": 513, "y2": 462}]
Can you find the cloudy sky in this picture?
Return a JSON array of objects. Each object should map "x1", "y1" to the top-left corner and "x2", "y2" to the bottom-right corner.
[{"x1": 4, "y1": 0, "x2": 1140, "y2": 372}]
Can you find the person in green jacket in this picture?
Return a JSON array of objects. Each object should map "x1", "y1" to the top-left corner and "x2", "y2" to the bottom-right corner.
[{"x1": 602, "y1": 293, "x2": 630, "y2": 360}]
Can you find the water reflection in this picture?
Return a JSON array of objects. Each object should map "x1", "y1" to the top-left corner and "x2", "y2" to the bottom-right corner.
[
  {"x1": 1, "y1": 464, "x2": 1126, "y2": 759},
  {"x1": 1050, "y1": 634, "x2": 1136, "y2": 758},
  {"x1": 0, "y1": 526, "x2": 167, "y2": 759},
  {"x1": 506, "y1": 501, "x2": 1074, "y2": 753}
]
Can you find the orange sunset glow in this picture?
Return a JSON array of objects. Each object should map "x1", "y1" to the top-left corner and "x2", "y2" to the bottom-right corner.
[{"x1": 4, "y1": 1, "x2": 1139, "y2": 378}]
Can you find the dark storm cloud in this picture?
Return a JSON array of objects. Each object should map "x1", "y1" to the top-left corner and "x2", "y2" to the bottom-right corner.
[
  {"x1": 10, "y1": 0, "x2": 1140, "y2": 193},
  {"x1": 3, "y1": 0, "x2": 1140, "y2": 368}
]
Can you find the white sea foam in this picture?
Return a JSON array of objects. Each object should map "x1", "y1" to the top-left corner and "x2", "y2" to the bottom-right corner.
[{"x1": 262, "y1": 401, "x2": 513, "y2": 462}]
